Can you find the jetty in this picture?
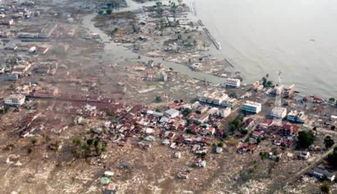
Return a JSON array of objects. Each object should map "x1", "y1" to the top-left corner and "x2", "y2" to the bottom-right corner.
[{"x1": 203, "y1": 27, "x2": 221, "y2": 50}]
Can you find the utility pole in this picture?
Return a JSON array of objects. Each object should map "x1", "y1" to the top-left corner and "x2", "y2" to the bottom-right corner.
[{"x1": 273, "y1": 71, "x2": 283, "y2": 126}]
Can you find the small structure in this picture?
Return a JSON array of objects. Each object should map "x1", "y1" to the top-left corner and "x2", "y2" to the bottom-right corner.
[
  {"x1": 144, "y1": 128, "x2": 154, "y2": 134},
  {"x1": 104, "y1": 171, "x2": 114, "y2": 177},
  {"x1": 283, "y1": 84, "x2": 296, "y2": 98},
  {"x1": 147, "y1": 110, "x2": 163, "y2": 117},
  {"x1": 224, "y1": 78, "x2": 241, "y2": 88},
  {"x1": 173, "y1": 152, "x2": 181, "y2": 159},
  {"x1": 0, "y1": 19, "x2": 14, "y2": 26},
  {"x1": 0, "y1": 65, "x2": 5, "y2": 74},
  {"x1": 298, "y1": 151, "x2": 310, "y2": 160},
  {"x1": 194, "y1": 159, "x2": 206, "y2": 168},
  {"x1": 4, "y1": 94, "x2": 26, "y2": 106},
  {"x1": 177, "y1": 171, "x2": 189, "y2": 179},
  {"x1": 144, "y1": 135, "x2": 156, "y2": 142},
  {"x1": 162, "y1": 139, "x2": 170, "y2": 145},
  {"x1": 241, "y1": 101, "x2": 262, "y2": 114},
  {"x1": 100, "y1": 177, "x2": 111, "y2": 185},
  {"x1": 251, "y1": 130, "x2": 264, "y2": 139},
  {"x1": 215, "y1": 146, "x2": 223, "y2": 154},
  {"x1": 159, "y1": 71, "x2": 168, "y2": 82}
]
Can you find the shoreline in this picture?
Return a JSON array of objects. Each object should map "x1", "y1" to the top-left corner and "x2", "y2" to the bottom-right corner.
[
  {"x1": 191, "y1": 0, "x2": 337, "y2": 98},
  {"x1": 0, "y1": 0, "x2": 336, "y2": 193},
  {"x1": 90, "y1": 0, "x2": 335, "y2": 101}
]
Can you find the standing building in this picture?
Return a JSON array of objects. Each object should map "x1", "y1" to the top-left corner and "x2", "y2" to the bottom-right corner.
[
  {"x1": 219, "y1": 107, "x2": 231, "y2": 118},
  {"x1": 224, "y1": 78, "x2": 241, "y2": 88},
  {"x1": 197, "y1": 92, "x2": 229, "y2": 106},
  {"x1": 4, "y1": 94, "x2": 26, "y2": 106},
  {"x1": 241, "y1": 101, "x2": 262, "y2": 114},
  {"x1": 287, "y1": 110, "x2": 306, "y2": 124},
  {"x1": 270, "y1": 107, "x2": 287, "y2": 119},
  {"x1": 164, "y1": 109, "x2": 180, "y2": 118}
]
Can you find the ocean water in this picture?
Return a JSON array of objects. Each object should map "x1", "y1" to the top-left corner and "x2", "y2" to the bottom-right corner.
[{"x1": 195, "y1": 0, "x2": 337, "y2": 97}]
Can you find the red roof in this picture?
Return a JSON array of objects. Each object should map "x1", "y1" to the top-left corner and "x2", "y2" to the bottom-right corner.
[{"x1": 263, "y1": 119, "x2": 273, "y2": 125}]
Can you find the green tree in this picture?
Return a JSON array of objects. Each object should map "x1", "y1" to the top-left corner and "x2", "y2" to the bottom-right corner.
[
  {"x1": 265, "y1": 81, "x2": 274, "y2": 88},
  {"x1": 222, "y1": 131, "x2": 228, "y2": 139},
  {"x1": 106, "y1": 9, "x2": 112, "y2": 15},
  {"x1": 261, "y1": 76, "x2": 274, "y2": 88},
  {"x1": 297, "y1": 130, "x2": 315, "y2": 149},
  {"x1": 327, "y1": 146, "x2": 337, "y2": 169},
  {"x1": 329, "y1": 97, "x2": 336, "y2": 104},
  {"x1": 106, "y1": 110, "x2": 114, "y2": 116},
  {"x1": 73, "y1": 137, "x2": 82, "y2": 146},
  {"x1": 229, "y1": 115, "x2": 243, "y2": 132},
  {"x1": 261, "y1": 77, "x2": 267, "y2": 87},
  {"x1": 321, "y1": 182, "x2": 331, "y2": 193},
  {"x1": 182, "y1": 108, "x2": 192, "y2": 117},
  {"x1": 259, "y1": 152, "x2": 268, "y2": 160},
  {"x1": 155, "y1": 1, "x2": 163, "y2": 17},
  {"x1": 229, "y1": 92, "x2": 237, "y2": 98},
  {"x1": 324, "y1": 136, "x2": 335, "y2": 149},
  {"x1": 154, "y1": 96, "x2": 162, "y2": 103},
  {"x1": 31, "y1": 137, "x2": 37, "y2": 145}
]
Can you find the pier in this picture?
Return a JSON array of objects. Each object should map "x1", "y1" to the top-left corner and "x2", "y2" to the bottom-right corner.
[{"x1": 203, "y1": 27, "x2": 221, "y2": 50}]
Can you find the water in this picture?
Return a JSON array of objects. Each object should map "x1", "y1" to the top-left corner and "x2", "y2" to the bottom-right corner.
[
  {"x1": 194, "y1": 0, "x2": 337, "y2": 97},
  {"x1": 82, "y1": 6, "x2": 224, "y2": 85}
]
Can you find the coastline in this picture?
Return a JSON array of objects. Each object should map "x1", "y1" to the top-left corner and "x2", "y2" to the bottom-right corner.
[
  {"x1": 192, "y1": 0, "x2": 337, "y2": 98},
  {"x1": 89, "y1": 0, "x2": 335, "y2": 101},
  {"x1": 0, "y1": 0, "x2": 336, "y2": 193}
]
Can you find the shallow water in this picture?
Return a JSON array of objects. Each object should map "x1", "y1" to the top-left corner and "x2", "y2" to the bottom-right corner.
[{"x1": 81, "y1": 1, "x2": 224, "y2": 86}]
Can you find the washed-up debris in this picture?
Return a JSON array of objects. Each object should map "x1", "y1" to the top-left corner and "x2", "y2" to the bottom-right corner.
[
  {"x1": 173, "y1": 152, "x2": 182, "y2": 159},
  {"x1": 177, "y1": 171, "x2": 189, "y2": 179},
  {"x1": 162, "y1": 139, "x2": 170, "y2": 145},
  {"x1": 194, "y1": 159, "x2": 206, "y2": 168},
  {"x1": 144, "y1": 135, "x2": 156, "y2": 142},
  {"x1": 100, "y1": 177, "x2": 111, "y2": 185},
  {"x1": 104, "y1": 171, "x2": 114, "y2": 177},
  {"x1": 119, "y1": 162, "x2": 130, "y2": 169}
]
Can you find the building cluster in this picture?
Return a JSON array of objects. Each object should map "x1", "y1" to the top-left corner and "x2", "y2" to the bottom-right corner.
[
  {"x1": 0, "y1": 1, "x2": 52, "y2": 81},
  {"x1": 198, "y1": 91, "x2": 238, "y2": 107}
]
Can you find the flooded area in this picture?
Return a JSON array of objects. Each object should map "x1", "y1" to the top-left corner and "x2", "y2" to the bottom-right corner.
[{"x1": 81, "y1": 2, "x2": 225, "y2": 85}]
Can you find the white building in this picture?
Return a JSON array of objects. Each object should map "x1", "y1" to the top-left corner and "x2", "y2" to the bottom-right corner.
[
  {"x1": 242, "y1": 101, "x2": 262, "y2": 114},
  {"x1": 270, "y1": 107, "x2": 287, "y2": 119},
  {"x1": 4, "y1": 94, "x2": 26, "y2": 106},
  {"x1": 213, "y1": 107, "x2": 231, "y2": 118},
  {"x1": 224, "y1": 78, "x2": 241, "y2": 88},
  {"x1": 287, "y1": 110, "x2": 306, "y2": 123},
  {"x1": 164, "y1": 109, "x2": 180, "y2": 118},
  {"x1": 220, "y1": 107, "x2": 232, "y2": 118},
  {"x1": 0, "y1": 65, "x2": 5, "y2": 74},
  {"x1": 198, "y1": 92, "x2": 229, "y2": 106}
]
